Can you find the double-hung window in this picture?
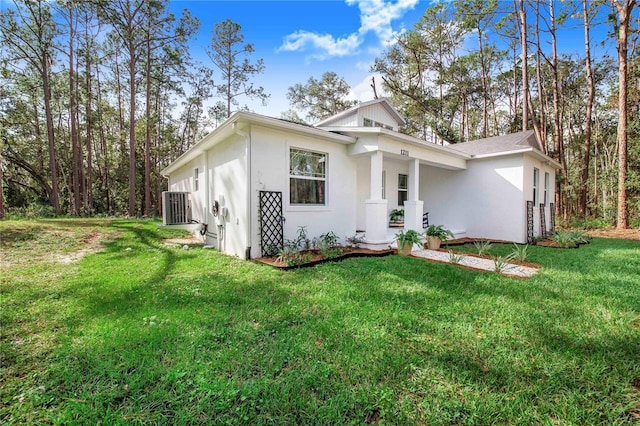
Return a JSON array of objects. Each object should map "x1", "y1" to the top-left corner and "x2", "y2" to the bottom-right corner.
[
  {"x1": 544, "y1": 172, "x2": 549, "y2": 206},
  {"x1": 398, "y1": 174, "x2": 408, "y2": 207},
  {"x1": 289, "y1": 148, "x2": 326, "y2": 205},
  {"x1": 194, "y1": 168, "x2": 199, "y2": 191},
  {"x1": 533, "y1": 168, "x2": 539, "y2": 205}
]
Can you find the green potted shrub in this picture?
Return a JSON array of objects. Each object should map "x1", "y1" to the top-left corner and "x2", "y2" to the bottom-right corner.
[
  {"x1": 389, "y1": 209, "x2": 404, "y2": 228},
  {"x1": 425, "y1": 224, "x2": 454, "y2": 250},
  {"x1": 395, "y1": 229, "x2": 422, "y2": 255}
]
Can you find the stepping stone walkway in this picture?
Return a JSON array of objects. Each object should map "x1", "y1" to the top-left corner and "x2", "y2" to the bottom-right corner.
[{"x1": 411, "y1": 249, "x2": 538, "y2": 278}]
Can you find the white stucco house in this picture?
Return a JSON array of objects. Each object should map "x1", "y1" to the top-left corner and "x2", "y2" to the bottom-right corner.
[{"x1": 161, "y1": 98, "x2": 560, "y2": 259}]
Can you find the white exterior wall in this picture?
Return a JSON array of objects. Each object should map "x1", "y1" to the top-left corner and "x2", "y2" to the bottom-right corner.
[
  {"x1": 523, "y1": 154, "x2": 557, "y2": 238},
  {"x1": 167, "y1": 155, "x2": 207, "y2": 224},
  {"x1": 207, "y1": 134, "x2": 248, "y2": 258},
  {"x1": 462, "y1": 156, "x2": 526, "y2": 243},
  {"x1": 360, "y1": 105, "x2": 397, "y2": 130},
  {"x1": 420, "y1": 156, "x2": 527, "y2": 242},
  {"x1": 249, "y1": 125, "x2": 358, "y2": 258},
  {"x1": 420, "y1": 166, "x2": 468, "y2": 237}
]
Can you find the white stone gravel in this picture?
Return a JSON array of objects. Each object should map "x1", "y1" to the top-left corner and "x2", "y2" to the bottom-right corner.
[{"x1": 411, "y1": 249, "x2": 538, "y2": 278}]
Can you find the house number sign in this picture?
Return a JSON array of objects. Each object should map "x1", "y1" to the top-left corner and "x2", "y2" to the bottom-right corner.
[{"x1": 400, "y1": 149, "x2": 409, "y2": 156}]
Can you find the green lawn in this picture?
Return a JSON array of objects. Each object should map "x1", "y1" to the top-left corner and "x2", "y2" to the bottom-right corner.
[{"x1": 1, "y1": 219, "x2": 639, "y2": 424}]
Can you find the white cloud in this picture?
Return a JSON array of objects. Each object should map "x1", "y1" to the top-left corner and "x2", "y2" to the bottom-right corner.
[
  {"x1": 278, "y1": 31, "x2": 361, "y2": 60},
  {"x1": 278, "y1": 0, "x2": 418, "y2": 60},
  {"x1": 350, "y1": 0, "x2": 418, "y2": 46}
]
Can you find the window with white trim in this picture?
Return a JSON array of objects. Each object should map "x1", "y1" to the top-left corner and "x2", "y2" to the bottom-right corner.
[
  {"x1": 533, "y1": 168, "x2": 539, "y2": 205},
  {"x1": 544, "y1": 172, "x2": 549, "y2": 206},
  {"x1": 363, "y1": 118, "x2": 373, "y2": 127},
  {"x1": 289, "y1": 148, "x2": 326, "y2": 205},
  {"x1": 398, "y1": 174, "x2": 408, "y2": 207},
  {"x1": 194, "y1": 168, "x2": 199, "y2": 191},
  {"x1": 382, "y1": 170, "x2": 386, "y2": 199}
]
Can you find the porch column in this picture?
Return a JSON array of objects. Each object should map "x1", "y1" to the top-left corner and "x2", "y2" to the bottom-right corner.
[
  {"x1": 404, "y1": 158, "x2": 424, "y2": 231},
  {"x1": 365, "y1": 151, "x2": 388, "y2": 244}
]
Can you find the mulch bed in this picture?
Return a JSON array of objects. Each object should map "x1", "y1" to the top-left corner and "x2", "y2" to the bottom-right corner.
[{"x1": 255, "y1": 247, "x2": 396, "y2": 270}]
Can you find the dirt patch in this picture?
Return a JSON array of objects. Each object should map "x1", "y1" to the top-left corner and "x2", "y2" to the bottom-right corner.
[
  {"x1": 585, "y1": 228, "x2": 640, "y2": 240},
  {"x1": 255, "y1": 247, "x2": 395, "y2": 269},
  {"x1": 54, "y1": 232, "x2": 105, "y2": 264},
  {"x1": 163, "y1": 236, "x2": 203, "y2": 246}
]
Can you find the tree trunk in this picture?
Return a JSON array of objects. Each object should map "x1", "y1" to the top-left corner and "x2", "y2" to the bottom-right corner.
[
  {"x1": 128, "y1": 38, "x2": 137, "y2": 217},
  {"x1": 477, "y1": 23, "x2": 488, "y2": 138},
  {"x1": 518, "y1": 0, "x2": 528, "y2": 131},
  {"x1": 69, "y1": 6, "x2": 82, "y2": 215},
  {"x1": 611, "y1": 0, "x2": 634, "y2": 229},
  {"x1": 42, "y1": 53, "x2": 61, "y2": 214},
  {"x1": 0, "y1": 152, "x2": 4, "y2": 219},
  {"x1": 579, "y1": 0, "x2": 595, "y2": 217},
  {"x1": 549, "y1": 0, "x2": 568, "y2": 221},
  {"x1": 534, "y1": 0, "x2": 548, "y2": 154},
  {"x1": 144, "y1": 30, "x2": 152, "y2": 217}
]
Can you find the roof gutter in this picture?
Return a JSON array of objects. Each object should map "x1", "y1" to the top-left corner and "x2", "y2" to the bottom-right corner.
[{"x1": 233, "y1": 122, "x2": 252, "y2": 260}]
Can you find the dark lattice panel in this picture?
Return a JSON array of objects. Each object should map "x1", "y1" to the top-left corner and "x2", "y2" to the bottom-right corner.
[
  {"x1": 526, "y1": 201, "x2": 534, "y2": 244},
  {"x1": 539, "y1": 203, "x2": 547, "y2": 239},
  {"x1": 259, "y1": 191, "x2": 284, "y2": 257},
  {"x1": 422, "y1": 212, "x2": 429, "y2": 229},
  {"x1": 549, "y1": 203, "x2": 555, "y2": 233}
]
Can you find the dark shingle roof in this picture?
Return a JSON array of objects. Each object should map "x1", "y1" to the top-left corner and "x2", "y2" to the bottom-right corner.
[{"x1": 449, "y1": 130, "x2": 541, "y2": 156}]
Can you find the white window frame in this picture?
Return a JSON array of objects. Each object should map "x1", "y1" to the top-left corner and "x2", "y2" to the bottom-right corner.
[
  {"x1": 544, "y1": 172, "x2": 549, "y2": 206},
  {"x1": 382, "y1": 170, "x2": 386, "y2": 199},
  {"x1": 194, "y1": 167, "x2": 199, "y2": 191},
  {"x1": 398, "y1": 173, "x2": 408, "y2": 207},
  {"x1": 533, "y1": 168, "x2": 539, "y2": 205},
  {"x1": 289, "y1": 147, "x2": 327, "y2": 206},
  {"x1": 363, "y1": 118, "x2": 373, "y2": 127}
]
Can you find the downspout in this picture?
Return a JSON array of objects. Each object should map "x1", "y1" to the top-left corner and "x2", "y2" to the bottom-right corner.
[{"x1": 233, "y1": 122, "x2": 252, "y2": 260}]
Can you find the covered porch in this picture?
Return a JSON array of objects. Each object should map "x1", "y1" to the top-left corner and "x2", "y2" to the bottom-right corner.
[{"x1": 348, "y1": 133, "x2": 469, "y2": 251}]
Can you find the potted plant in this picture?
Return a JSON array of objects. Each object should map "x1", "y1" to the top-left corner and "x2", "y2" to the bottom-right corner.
[
  {"x1": 425, "y1": 224, "x2": 454, "y2": 250},
  {"x1": 389, "y1": 209, "x2": 404, "y2": 228},
  {"x1": 395, "y1": 229, "x2": 422, "y2": 255}
]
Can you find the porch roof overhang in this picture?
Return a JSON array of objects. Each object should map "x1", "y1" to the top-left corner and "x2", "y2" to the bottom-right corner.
[
  {"x1": 332, "y1": 127, "x2": 470, "y2": 170},
  {"x1": 161, "y1": 112, "x2": 356, "y2": 177},
  {"x1": 471, "y1": 148, "x2": 563, "y2": 169}
]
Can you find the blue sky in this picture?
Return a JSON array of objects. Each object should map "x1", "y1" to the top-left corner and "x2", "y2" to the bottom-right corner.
[{"x1": 172, "y1": 1, "x2": 617, "y2": 118}]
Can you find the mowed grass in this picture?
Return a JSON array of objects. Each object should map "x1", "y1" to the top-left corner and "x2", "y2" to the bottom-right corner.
[{"x1": 1, "y1": 219, "x2": 639, "y2": 424}]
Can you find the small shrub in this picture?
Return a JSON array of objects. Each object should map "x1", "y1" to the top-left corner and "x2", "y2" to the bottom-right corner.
[
  {"x1": 473, "y1": 240, "x2": 493, "y2": 256},
  {"x1": 294, "y1": 226, "x2": 311, "y2": 250},
  {"x1": 550, "y1": 231, "x2": 578, "y2": 248},
  {"x1": 493, "y1": 254, "x2": 515, "y2": 273},
  {"x1": 276, "y1": 247, "x2": 312, "y2": 267},
  {"x1": 448, "y1": 250, "x2": 464, "y2": 264},
  {"x1": 510, "y1": 244, "x2": 529, "y2": 262},
  {"x1": 567, "y1": 230, "x2": 591, "y2": 245},
  {"x1": 346, "y1": 233, "x2": 365, "y2": 248}
]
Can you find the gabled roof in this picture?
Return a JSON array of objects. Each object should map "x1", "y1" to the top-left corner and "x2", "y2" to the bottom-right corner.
[
  {"x1": 448, "y1": 130, "x2": 561, "y2": 168},
  {"x1": 161, "y1": 111, "x2": 355, "y2": 176},
  {"x1": 314, "y1": 97, "x2": 406, "y2": 127},
  {"x1": 449, "y1": 131, "x2": 540, "y2": 155}
]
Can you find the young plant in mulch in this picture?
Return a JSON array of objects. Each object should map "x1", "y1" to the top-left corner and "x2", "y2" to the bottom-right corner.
[
  {"x1": 493, "y1": 254, "x2": 515, "y2": 274},
  {"x1": 448, "y1": 250, "x2": 464, "y2": 264},
  {"x1": 313, "y1": 231, "x2": 344, "y2": 260},
  {"x1": 510, "y1": 244, "x2": 529, "y2": 262},
  {"x1": 473, "y1": 240, "x2": 493, "y2": 256}
]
